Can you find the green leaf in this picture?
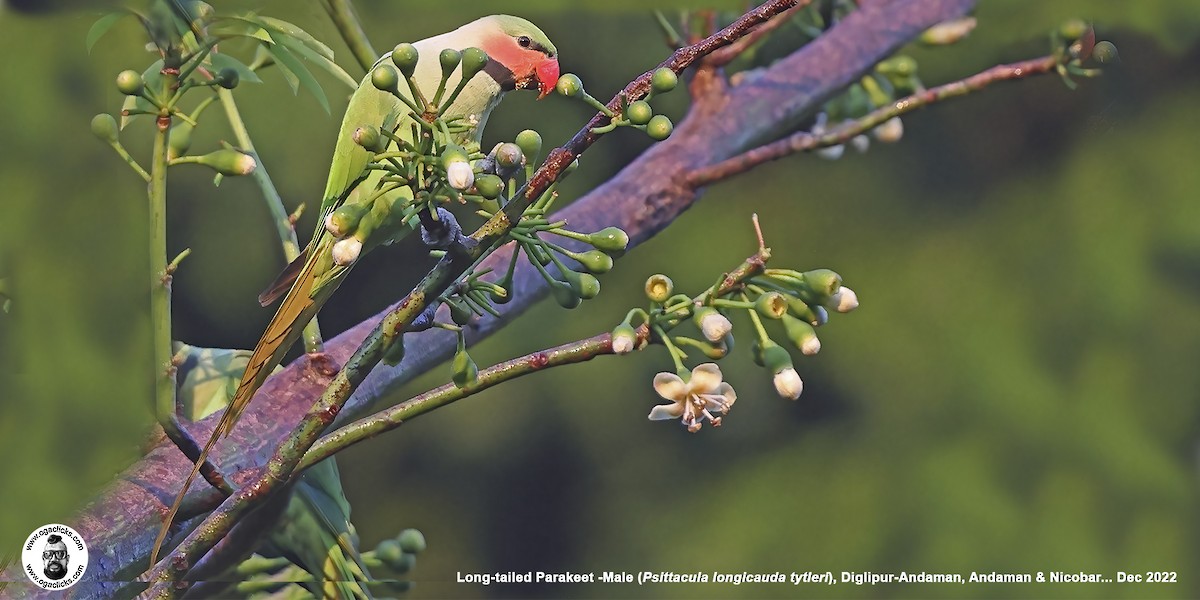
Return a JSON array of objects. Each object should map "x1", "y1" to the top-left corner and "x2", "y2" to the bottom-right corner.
[
  {"x1": 275, "y1": 32, "x2": 358, "y2": 91},
  {"x1": 268, "y1": 44, "x2": 330, "y2": 113},
  {"x1": 86, "y1": 11, "x2": 127, "y2": 54},
  {"x1": 257, "y1": 15, "x2": 335, "y2": 61},
  {"x1": 208, "y1": 52, "x2": 263, "y2": 85}
]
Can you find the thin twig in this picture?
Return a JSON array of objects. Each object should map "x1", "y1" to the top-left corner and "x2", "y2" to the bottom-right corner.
[
  {"x1": 707, "y1": 0, "x2": 814, "y2": 66},
  {"x1": 321, "y1": 0, "x2": 378, "y2": 73},
  {"x1": 687, "y1": 53, "x2": 1060, "y2": 187}
]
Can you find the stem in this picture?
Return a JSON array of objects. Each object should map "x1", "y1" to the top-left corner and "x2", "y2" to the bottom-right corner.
[
  {"x1": 321, "y1": 0, "x2": 378, "y2": 73},
  {"x1": 217, "y1": 88, "x2": 323, "y2": 354},
  {"x1": 150, "y1": 99, "x2": 174, "y2": 433}
]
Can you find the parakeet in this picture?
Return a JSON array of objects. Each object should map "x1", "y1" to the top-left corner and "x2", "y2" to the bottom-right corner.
[{"x1": 153, "y1": 15, "x2": 558, "y2": 564}]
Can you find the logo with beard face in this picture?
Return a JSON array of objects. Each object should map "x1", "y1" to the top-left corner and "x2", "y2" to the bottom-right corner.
[{"x1": 21, "y1": 524, "x2": 87, "y2": 590}]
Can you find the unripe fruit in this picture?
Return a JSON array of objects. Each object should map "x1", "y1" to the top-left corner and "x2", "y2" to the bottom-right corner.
[
  {"x1": 372, "y1": 65, "x2": 399, "y2": 92},
  {"x1": 550, "y1": 280, "x2": 581, "y2": 309},
  {"x1": 646, "y1": 114, "x2": 673, "y2": 141},
  {"x1": 555, "y1": 73, "x2": 583, "y2": 98},
  {"x1": 397, "y1": 528, "x2": 427, "y2": 554},
  {"x1": 574, "y1": 249, "x2": 613, "y2": 274},
  {"x1": 473, "y1": 174, "x2": 504, "y2": 200},
  {"x1": 515, "y1": 129, "x2": 542, "y2": 160},
  {"x1": 325, "y1": 203, "x2": 370, "y2": 237},
  {"x1": 876, "y1": 55, "x2": 917, "y2": 77},
  {"x1": 375, "y1": 539, "x2": 404, "y2": 565},
  {"x1": 452, "y1": 345, "x2": 478, "y2": 388},
  {"x1": 197, "y1": 149, "x2": 256, "y2": 176},
  {"x1": 215, "y1": 67, "x2": 239, "y2": 89},
  {"x1": 564, "y1": 270, "x2": 600, "y2": 300},
  {"x1": 588, "y1": 227, "x2": 629, "y2": 254},
  {"x1": 116, "y1": 69, "x2": 143, "y2": 96},
  {"x1": 1092, "y1": 41, "x2": 1118, "y2": 63},
  {"x1": 448, "y1": 298, "x2": 473, "y2": 325},
  {"x1": 460, "y1": 47, "x2": 489, "y2": 80},
  {"x1": 651, "y1": 67, "x2": 677, "y2": 94},
  {"x1": 90, "y1": 113, "x2": 119, "y2": 144},
  {"x1": 439, "y1": 48, "x2": 461, "y2": 74},
  {"x1": 391, "y1": 43, "x2": 419, "y2": 76},
  {"x1": 353, "y1": 126, "x2": 385, "y2": 152},
  {"x1": 625, "y1": 100, "x2": 653, "y2": 126},
  {"x1": 1059, "y1": 18, "x2": 1088, "y2": 42},
  {"x1": 495, "y1": 142, "x2": 524, "y2": 170},
  {"x1": 168, "y1": 122, "x2": 193, "y2": 160}
]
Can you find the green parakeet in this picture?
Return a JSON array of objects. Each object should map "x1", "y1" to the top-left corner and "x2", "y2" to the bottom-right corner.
[{"x1": 155, "y1": 15, "x2": 558, "y2": 565}]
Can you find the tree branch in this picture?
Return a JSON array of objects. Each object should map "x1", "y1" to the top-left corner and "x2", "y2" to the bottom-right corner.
[{"x1": 7, "y1": 1, "x2": 976, "y2": 596}]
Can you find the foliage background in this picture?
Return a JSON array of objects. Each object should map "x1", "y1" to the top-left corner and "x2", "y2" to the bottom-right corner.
[{"x1": 0, "y1": 1, "x2": 1197, "y2": 598}]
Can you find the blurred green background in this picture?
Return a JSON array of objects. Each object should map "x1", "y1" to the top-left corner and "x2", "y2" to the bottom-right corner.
[{"x1": 1, "y1": 1, "x2": 1198, "y2": 598}]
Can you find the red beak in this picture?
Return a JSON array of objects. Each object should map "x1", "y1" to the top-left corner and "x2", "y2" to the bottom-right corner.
[{"x1": 536, "y1": 58, "x2": 560, "y2": 100}]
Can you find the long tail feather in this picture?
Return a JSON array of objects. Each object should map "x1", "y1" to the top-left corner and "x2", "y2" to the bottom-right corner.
[
  {"x1": 259, "y1": 248, "x2": 310, "y2": 307},
  {"x1": 150, "y1": 430, "x2": 219, "y2": 566}
]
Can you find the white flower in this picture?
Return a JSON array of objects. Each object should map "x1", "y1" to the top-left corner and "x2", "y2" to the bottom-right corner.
[
  {"x1": 850, "y1": 134, "x2": 870, "y2": 153},
  {"x1": 446, "y1": 160, "x2": 474, "y2": 191},
  {"x1": 698, "y1": 310, "x2": 732, "y2": 343},
  {"x1": 800, "y1": 334, "x2": 821, "y2": 356},
  {"x1": 773, "y1": 367, "x2": 804, "y2": 400},
  {"x1": 816, "y1": 144, "x2": 845, "y2": 160},
  {"x1": 826, "y1": 285, "x2": 859, "y2": 313},
  {"x1": 648, "y1": 363, "x2": 736, "y2": 433},
  {"x1": 873, "y1": 117, "x2": 904, "y2": 143},
  {"x1": 920, "y1": 17, "x2": 977, "y2": 46},
  {"x1": 331, "y1": 237, "x2": 362, "y2": 266},
  {"x1": 232, "y1": 153, "x2": 257, "y2": 175}
]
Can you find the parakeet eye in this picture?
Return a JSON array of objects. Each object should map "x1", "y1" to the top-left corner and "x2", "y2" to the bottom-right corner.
[{"x1": 517, "y1": 35, "x2": 531, "y2": 48}]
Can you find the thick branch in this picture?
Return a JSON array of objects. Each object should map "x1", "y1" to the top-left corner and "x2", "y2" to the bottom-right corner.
[{"x1": 12, "y1": 1, "x2": 974, "y2": 596}]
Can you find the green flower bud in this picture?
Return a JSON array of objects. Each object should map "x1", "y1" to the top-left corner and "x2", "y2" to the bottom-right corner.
[
  {"x1": 90, "y1": 113, "x2": 119, "y2": 144},
  {"x1": 215, "y1": 67, "x2": 239, "y2": 89},
  {"x1": 786, "y1": 296, "x2": 819, "y2": 325},
  {"x1": 1059, "y1": 18, "x2": 1089, "y2": 42},
  {"x1": 451, "y1": 341, "x2": 478, "y2": 388},
  {"x1": 325, "y1": 202, "x2": 369, "y2": 237},
  {"x1": 550, "y1": 279, "x2": 581, "y2": 309},
  {"x1": 611, "y1": 322, "x2": 638, "y2": 354},
  {"x1": 441, "y1": 144, "x2": 469, "y2": 169},
  {"x1": 474, "y1": 174, "x2": 504, "y2": 199},
  {"x1": 116, "y1": 69, "x2": 143, "y2": 96},
  {"x1": 375, "y1": 539, "x2": 404, "y2": 565},
  {"x1": 461, "y1": 47, "x2": 489, "y2": 80},
  {"x1": 761, "y1": 342, "x2": 793, "y2": 374},
  {"x1": 439, "y1": 48, "x2": 462, "y2": 75},
  {"x1": 391, "y1": 43, "x2": 419, "y2": 77},
  {"x1": 573, "y1": 249, "x2": 613, "y2": 274},
  {"x1": 372, "y1": 64, "x2": 399, "y2": 93},
  {"x1": 625, "y1": 100, "x2": 653, "y2": 126},
  {"x1": 167, "y1": 122, "x2": 192, "y2": 160},
  {"x1": 563, "y1": 270, "x2": 600, "y2": 300},
  {"x1": 588, "y1": 227, "x2": 629, "y2": 254},
  {"x1": 875, "y1": 55, "x2": 917, "y2": 77},
  {"x1": 495, "y1": 142, "x2": 524, "y2": 170},
  {"x1": 397, "y1": 528, "x2": 427, "y2": 554},
  {"x1": 646, "y1": 114, "x2": 673, "y2": 141},
  {"x1": 801, "y1": 269, "x2": 842, "y2": 304},
  {"x1": 489, "y1": 284, "x2": 511, "y2": 304},
  {"x1": 382, "y1": 336, "x2": 406, "y2": 366},
  {"x1": 644, "y1": 274, "x2": 673, "y2": 303},
  {"x1": 447, "y1": 297, "x2": 473, "y2": 325},
  {"x1": 782, "y1": 313, "x2": 820, "y2": 355},
  {"x1": 755, "y1": 291, "x2": 788, "y2": 319},
  {"x1": 515, "y1": 129, "x2": 542, "y2": 161},
  {"x1": 651, "y1": 67, "x2": 678, "y2": 94},
  {"x1": 1092, "y1": 41, "x2": 1118, "y2": 63},
  {"x1": 353, "y1": 126, "x2": 386, "y2": 153},
  {"x1": 556, "y1": 73, "x2": 583, "y2": 98},
  {"x1": 388, "y1": 552, "x2": 416, "y2": 574},
  {"x1": 197, "y1": 148, "x2": 256, "y2": 176},
  {"x1": 751, "y1": 340, "x2": 766, "y2": 367}
]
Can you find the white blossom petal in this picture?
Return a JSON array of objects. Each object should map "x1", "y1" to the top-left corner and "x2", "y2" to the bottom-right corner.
[
  {"x1": 688, "y1": 363, "x2": 723, "y2": 395},
  {"x1": 773, "y1": 367, "x2": 804, "y2": 400},
  {"x1": 648, "y1": 403, "x2": 684, "y2": 420},
  {"x1": 652, "y1": 372, "x2": 686, "y2": 401}
]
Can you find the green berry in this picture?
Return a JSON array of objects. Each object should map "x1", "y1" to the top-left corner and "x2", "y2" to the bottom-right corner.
[
  {"x1": 550, "y1": 279, "x2": 581, "y2": 309},
  {"x1": 167, "y1": 122, "x2": 192, "y2": 159},
  {"x1": 564, "y1": 270, "x2": 600, "y2": 300},
  {"x1": 461, "y1": 47, "x2": 489, "y2": 80},
  {"x1": 644, "y1": 274, "x2": 673, "y2": 303},
  {"x1": 391, "y1": 43, "x2": 419, "y2": 76},
  {"x1": 651, "y1": 68, "x2": 677, "y2": 94},
  {"x1": 90, "y1": 113, "x2": 119, "y2": 144},
  {"x1": 215, "y1": 67, "x2": 239, "y2": 90},
  {"x1": 573, "y1": 249, "x2": 613, "y2": 274},
  {"x1": 448, "y1": 298, "x2": 473, "y2": 325},
  {"x1": 115, "y1": 70, "x2": 143, "y2": 96},
  {"x1": 382, "y1": 336, "x2": 406, "y2": 366},
  {"x1": 556, "y1": 73, "x2": 583, "y2": 98},
  {"x1": 625, "y1": 101, "x2": 653, "y2": 126},
  {"x1": 375, "y1": 539, "x2": 404, "y2": 565},
  {"x1": 397, "y1": 528, "x2": 427, "y2": 554},
  {"x1": 451, "y1": 345, "x2": 478, "y2": 388},
  {"x1": 372, "y1": 65, "x2": 399, "y2": 92},
  {"x1": 1092, "y1": 41, "x2": 1118, "y2": 63},
  {"x1": 515, "y1": 129, "x2": 542, "y2": 160},
  {"x1": 439, "y1": 48, "x2": 462, "y2": 74},
  {"x1": 495, "y1": 142, "x2": 524, "y2": 170},
  {"x1": 474, "y1": 174, "x2": 504, "y2": 200},
  {"x1": 876, "y1": 55, "x2": 917, "y2": 77},
  {"x1": 1059, "y1": 18, "x2": 1089, "y2": 42},
  {"x1": 588, "y1": 227, "x2": 629, "y2": 254},
  {"x1": 646, "y1": 114, "x2": 673, "y2": 141}
]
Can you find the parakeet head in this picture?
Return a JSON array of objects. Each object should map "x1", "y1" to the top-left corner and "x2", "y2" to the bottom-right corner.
[{"x1": 469, "y1": 15, "x2": 559, "y2": 99}]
